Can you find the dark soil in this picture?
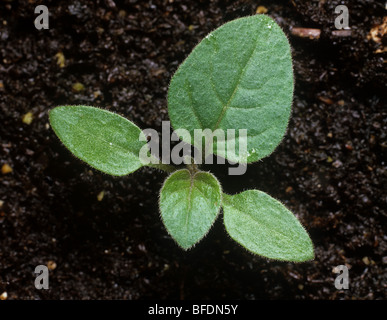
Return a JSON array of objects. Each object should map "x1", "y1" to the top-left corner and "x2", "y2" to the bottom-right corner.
[{"x1": 0, "y1": 0, "x2": 386, "y2": 300}]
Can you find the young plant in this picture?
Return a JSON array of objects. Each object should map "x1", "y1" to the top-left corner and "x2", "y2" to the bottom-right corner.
[{"x1": 49, "y1": 15, "x2": 314, "y2": 262}]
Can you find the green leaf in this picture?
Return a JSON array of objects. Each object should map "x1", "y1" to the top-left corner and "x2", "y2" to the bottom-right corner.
[
  {"x1": 49, "y1": 105, "x2": 147, "y2": 176},
  {"x1": 168, "y1": 15, "x2": 293, "y2": 163},
  {"x1": 223, "y1": 190, "x2": 314, "y2": 262},
  {"x1": 159, "y1": 169, "x2": 222, "y2": 250}
]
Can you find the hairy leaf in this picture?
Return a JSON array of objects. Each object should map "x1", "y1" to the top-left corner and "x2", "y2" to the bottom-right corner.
[
  {"x1": 49, "y1": 105, "x2": 147, "y2": 176},
  {"x1": 159, "y1": 169, "x2": 222, "y2": 249},
  {"x1": 223, "y1": 190, "x2": 314, "y2": 262},
  {"x1": 168, "y1": 15, "x2": 293, "y2": 163}
]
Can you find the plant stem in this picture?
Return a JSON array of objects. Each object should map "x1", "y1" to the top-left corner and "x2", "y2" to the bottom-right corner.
[
  {"x1": 147, "y1": 162, "x2": 177, "y2": 173},
  {"x1": 185, "y1": 156, "x2": 200, "y2": 174},
  {"x1": 145, "y1": 153, "x2": 177, "y2": 173}
]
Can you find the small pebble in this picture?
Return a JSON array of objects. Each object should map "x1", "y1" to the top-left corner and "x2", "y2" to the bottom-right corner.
[
  {"x1": 337, "y1": 100, "x2": 345, "y2": 106},
  {"x1": 345, "y1": 142, "x2": 353, "y2": 151},
  {"x1": 318, "y1": 96, "x2": 333, "y2": 105},
  {"x1": 47, "y1": 260, "x2": 57, "y2": 271},
  {"x1": 1, "y1": 163, "x2": 13, "y2": 174},
  {"x1": 72, "y1": 82, "x2": 85, "y2": 92},
  {"x1": 0, "y1": 291, "x2": 7, "y2": 300},
  {"x1": 256, "y1": 6, "x2": 268, "y2": 14},
  {"x1": 367, "y1": 17, "x2": 387, "y2": 44},
  {"x1": 138, "y1": 244, "x2": 146, "y2": 252},
  {"x1": 97, "y1": 191, "x2": 105, "y2": 201},
  {"x1": 118, "y1": 10, "x2": 126, "y2": 18},
  {"x1": 362, "y1": 256, "x2": 370, "y2": 265},
  {"x1": 55, "y1": 52, "x2": 65, "y2": 68},
  {"x1": 22, "y1": 112, "x2": 34, "y2": 125},
  {"x1": 372, "y1": 122, "x2": 381, "y2": 129},
  {"x1": 332, "y1": 160, "x2": 342, "y2": 168},
  {"x1": 93, "y1": 90, "x2": 102, "y2": 98}
]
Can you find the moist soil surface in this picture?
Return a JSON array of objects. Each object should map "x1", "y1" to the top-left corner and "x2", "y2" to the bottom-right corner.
[{"x1": 0, "y1": 0, "x2": 386, "y2": 299}]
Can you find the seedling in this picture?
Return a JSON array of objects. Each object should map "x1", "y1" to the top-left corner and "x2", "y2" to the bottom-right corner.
[{"x1": 49, "y1": 15, "x2": 314, "y2": 262}]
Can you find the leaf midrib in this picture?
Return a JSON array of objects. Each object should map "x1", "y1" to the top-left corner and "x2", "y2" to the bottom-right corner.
[
  {"x1": 211, "y1": 32, "x2": 260, "y2": 132},
  {"x1": 183, "y1": 173, "x2": 214, "y2": 240}
]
